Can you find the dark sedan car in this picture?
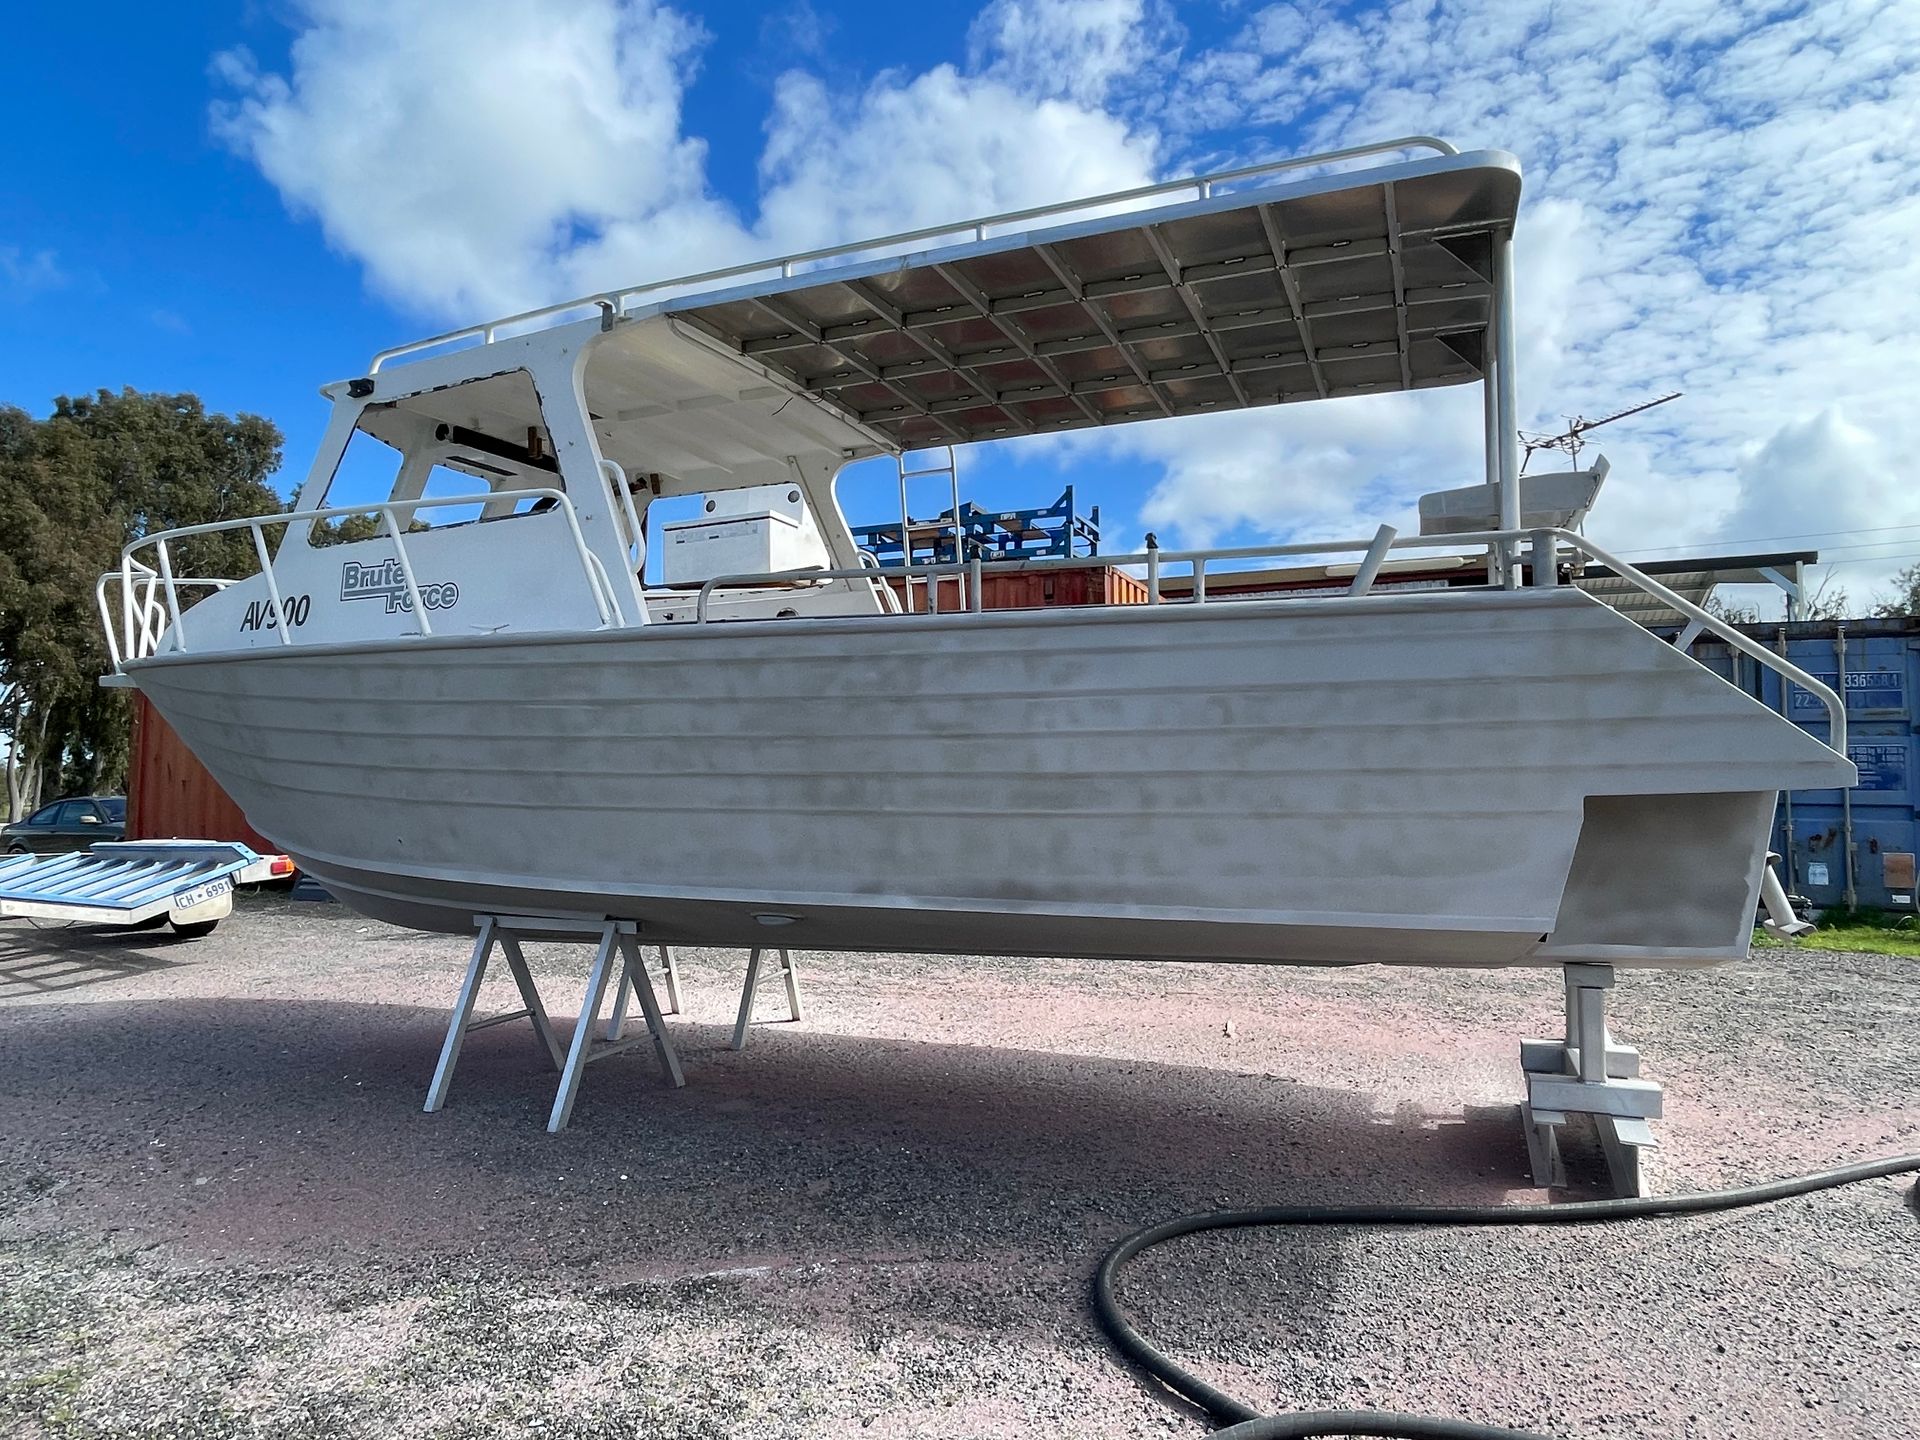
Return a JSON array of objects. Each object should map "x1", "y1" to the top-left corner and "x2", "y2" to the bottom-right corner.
[{"x1": 3, "y1": 795, "x2": 127, "y2": 854}]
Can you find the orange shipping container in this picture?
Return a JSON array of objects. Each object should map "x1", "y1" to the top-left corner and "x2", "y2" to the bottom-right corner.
[
  {"x1": 883, "y1": 563, "x2": 1148, "y2": 613},
  {"x1": 127, "y1": 691, "x2": 273, "y2": 850}
]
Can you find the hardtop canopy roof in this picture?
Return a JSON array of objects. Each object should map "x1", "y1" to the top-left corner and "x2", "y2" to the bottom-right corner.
[{"x1": 371, "y1": 139, "x2": 1522, "y2": 458}]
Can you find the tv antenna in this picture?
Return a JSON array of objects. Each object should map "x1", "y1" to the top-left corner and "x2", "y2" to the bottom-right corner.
[{"x1": 1521, "y1": 392, "x2": 1681, "y2": 473}]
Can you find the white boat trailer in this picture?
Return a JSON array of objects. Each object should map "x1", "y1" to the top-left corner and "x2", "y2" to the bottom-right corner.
[
  {"x1": 0, "y1": 840, "x2": 286, "y2": 936},
  {"x1": 424, "y1": 913, "x2": 804, "y2": 1132}
]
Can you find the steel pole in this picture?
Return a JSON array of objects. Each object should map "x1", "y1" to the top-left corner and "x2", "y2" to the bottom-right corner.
[
  {"x1": 1482, "y1": 306, "x2": 1503, "y2": 586},
  {"x1": 1775, "y1": 627, "x2": 1797, "y2": 890},
  {"x1": 1837, "y1": 623, "x2": 1857, "y2": 909},
  {"x1": 1492, "y1": 228, "x2": 1521, "y2": 588}
]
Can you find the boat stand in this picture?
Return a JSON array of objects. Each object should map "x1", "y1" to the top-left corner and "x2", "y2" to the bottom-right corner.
[
  {"x1": 1520, "y1": 964, "x2": 1664, "y2": 1197},
  {"x1": 732, "y1": 947, "x2": 803, "y2": 1050},
  {"x1": 609, "y1": 944, "x2": 684, "y2": 1026},
  {"x1": 425, "y1": 915, "x2": 685, "y2": 1133}
]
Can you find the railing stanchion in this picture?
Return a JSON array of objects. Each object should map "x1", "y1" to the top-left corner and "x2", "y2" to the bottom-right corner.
[
  {"x1": 155, "y1": 539, "x2": 185, "y2": 653},
  {"x1": 581, "y1": 552, "x2": 621, "y2": 627},
  {"x1": 601, "y1": 458, "x2": 645, "y2": 571},
  {"x1": 1347, "y1": 525, "x2": 1399, "y2": 597},
  {"x1": 1530, "y1": 530, "x2": 1556, "y2": 588},
  {"x1": 249, "y1": 523, "x2": 294, "y2": 645},
  {"x1": 119, "y1": 565, "x2": 137, "y2": 665},
  {"x1": 1193, "y1": 558, "x2": 1207, "y2": 604},
  {"x1": 554, "y1": 499, "x2": 621, "y2": 627},
  {"x1": 95, "y1": 576, "x2": 121, "y2": 671},
  {"x1": 379, "y1": 505, "x2": 433, "y2": 637},
  {"x1": 1147, "y1": 535, "x2": 1161, "y2": 604},
  {"x1": 969, "y1": 550, "x2": 983, "y2": 613}
]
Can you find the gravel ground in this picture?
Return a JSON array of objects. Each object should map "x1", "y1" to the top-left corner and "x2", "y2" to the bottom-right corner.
[{"x1": 0, "y1": 893, "x2": 1915, "y2": 1439}]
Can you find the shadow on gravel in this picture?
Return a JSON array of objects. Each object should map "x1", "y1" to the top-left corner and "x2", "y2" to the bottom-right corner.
[
  {"x1": 0, "y1": 923, "x2": 192, "y2": 997},
  {"x1": 0, "y1": 994, "x2": 1538, "y2": 1349}
]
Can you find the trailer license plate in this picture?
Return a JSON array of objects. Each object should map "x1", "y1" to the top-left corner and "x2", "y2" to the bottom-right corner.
[{"x1": 172, "y1": 876, "x2": 233, "y2": 910}]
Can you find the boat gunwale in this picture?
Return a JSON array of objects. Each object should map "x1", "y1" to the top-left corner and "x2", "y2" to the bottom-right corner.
[{"x1": 119, "y1": 582, "x2": 1596, "y2": 675}]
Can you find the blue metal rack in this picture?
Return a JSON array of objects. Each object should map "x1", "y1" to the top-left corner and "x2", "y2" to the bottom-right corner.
[{"x1": 851, "y1": 486, "x2": 1100, "y2": 566}]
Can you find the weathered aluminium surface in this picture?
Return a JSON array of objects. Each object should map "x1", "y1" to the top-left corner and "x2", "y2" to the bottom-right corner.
[{"x1": 127, "y1": 587, "x2": 1850, "y2": 965}]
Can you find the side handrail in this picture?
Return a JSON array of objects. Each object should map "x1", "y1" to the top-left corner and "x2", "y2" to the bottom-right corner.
[
  {"x1": 599, "y1": 458, "x2": 646, "y2": 568},
  {"x1": 109, "y1": 486, "x2": 624, "y2": 668},
  {"x1": 369, "y1": 136, "x2": 1460, "y2": 373},
  {"x1": 690, "y1": 524, "x2": 1848, "y2": 756},
  {"x1": 1551, "y1": 529, "x2": 1847, "y2": 756}
]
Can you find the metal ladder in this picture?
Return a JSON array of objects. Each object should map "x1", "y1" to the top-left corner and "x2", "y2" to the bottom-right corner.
[{"x1": 896, "y1": 446, "x2": 963, "y2": 612}]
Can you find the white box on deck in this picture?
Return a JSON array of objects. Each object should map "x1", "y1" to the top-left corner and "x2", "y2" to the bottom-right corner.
[{"x1": 660, "y1": 484, "x2": 827, "y2": 585}]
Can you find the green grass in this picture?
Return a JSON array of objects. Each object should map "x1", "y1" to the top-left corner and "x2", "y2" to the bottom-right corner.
[{"x1": 1755, "y1": 908, "x2": 1920, "y2": 957}]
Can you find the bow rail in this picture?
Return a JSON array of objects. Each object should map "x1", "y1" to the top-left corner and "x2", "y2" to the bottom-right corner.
[{"x1": 99, "y1": 487, "x2": 622, "y2": 671}]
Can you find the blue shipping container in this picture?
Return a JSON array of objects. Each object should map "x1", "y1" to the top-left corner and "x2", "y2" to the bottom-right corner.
[{"x1": 1693, "y1": 617, "x2": 1919, "y2": 911}]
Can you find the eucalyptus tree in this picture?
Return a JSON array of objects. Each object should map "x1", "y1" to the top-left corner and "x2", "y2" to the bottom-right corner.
[{"x1": 0, "y1": 390, "x2": 282, "y2": 817}]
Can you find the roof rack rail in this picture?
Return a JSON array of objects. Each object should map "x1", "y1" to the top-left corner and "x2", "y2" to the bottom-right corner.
[{"x1": 368, "y1": 136, "x2": 1460, "y2": 374}]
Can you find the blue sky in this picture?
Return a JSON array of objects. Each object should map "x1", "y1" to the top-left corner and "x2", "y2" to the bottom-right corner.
[
  {"x1": 1, "y1": 7, "x2": 382, "y2": 474},
  {"x1": 6, "y1": 1, "x2": 1920, "y2": 602},
  {"x1": 0, "y1": 2, "x2": 1067, "y2": 528},
  {"x1": 0, "y1": 5, "x2": 967, "y2": 490}
]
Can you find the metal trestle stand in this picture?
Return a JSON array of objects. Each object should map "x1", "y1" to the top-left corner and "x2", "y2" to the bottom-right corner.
[
  {"x1": 731, "y1": 947, "x2": 803, "y2": 1050},
  {"x1": 609, "y1": 943, "x2": 684, "y2": 1027},
  {"x1": 425, "y1": 915, "x2": 685, "y2": 1133}
]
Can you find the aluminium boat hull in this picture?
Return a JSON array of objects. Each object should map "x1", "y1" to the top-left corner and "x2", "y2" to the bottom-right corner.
[{"x1": 124, "y1": 588, "x2": 1853, "y2": 967}]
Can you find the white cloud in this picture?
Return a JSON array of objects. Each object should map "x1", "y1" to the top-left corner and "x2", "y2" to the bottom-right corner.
[
  {"x1": 1713, "y1": 409, "x2": 1912, "y2": 597},
  {"x1": 754, "y1": 65, "x2": 1155, "y2": 254},
  {"x1": 213, "y1": 0, "x2": 1157, "y2": 322},
  {"x1": 1105, "y1": 389, "x2": 1480, "y2": 550},
  {"x1": 212, "y1": 0, "x2": 728, "y2": 318},
  {"x1": 0, "y1": 246, "x2": 64, "y2": 298},
  {"x1": 1145, "y1": 0, "x2": 1920, "y2": 597},
  {"x1": 213, "y1": 0, "x2": 1920, "y2": 602},
  {"x1": 966, "y1": 0, "x2": 1175, "y2": 107}
]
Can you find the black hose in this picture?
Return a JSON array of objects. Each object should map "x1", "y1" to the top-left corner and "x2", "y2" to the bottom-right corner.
[{"x1": 1093, "y1": 1153, "x2": 1920, "y2": 1439}]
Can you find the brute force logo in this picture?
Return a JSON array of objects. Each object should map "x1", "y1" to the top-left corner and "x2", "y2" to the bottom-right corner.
[{"x1": 340, "y1": 558, "x2": 460, "y2": 614}]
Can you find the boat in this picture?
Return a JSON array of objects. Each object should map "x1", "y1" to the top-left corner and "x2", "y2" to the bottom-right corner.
[{"x1": 98, "y1": 137, "x2": 1854, "y2": 970}]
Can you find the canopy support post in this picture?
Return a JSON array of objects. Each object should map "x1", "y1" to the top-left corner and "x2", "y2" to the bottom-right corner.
[
  {"x1": 1491, "y1": 227, "x2": 1521, "y2": 589},
  {"x1": 1481, "y1": 326, "x2": 1503, "y2": 586}
]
